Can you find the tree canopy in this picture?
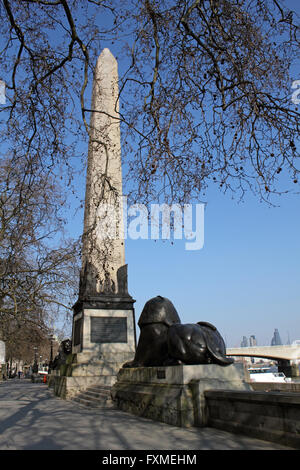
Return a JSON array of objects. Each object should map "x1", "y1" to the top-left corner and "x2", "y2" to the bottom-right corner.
[
  {"x1": 1, "y1": 0, "x2": 299, "y2": 204},
  {"x1": 0, "y1": 0, "x2": 299, "y2": 347}
]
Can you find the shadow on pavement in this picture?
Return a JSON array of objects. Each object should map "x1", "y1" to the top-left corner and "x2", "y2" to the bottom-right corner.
[{"x1": 0, "y1": 379, "x2": 293, "y2": 451}]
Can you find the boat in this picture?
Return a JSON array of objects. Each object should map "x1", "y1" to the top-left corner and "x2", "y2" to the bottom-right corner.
[{"x1": 248, "y1": 367, "x2": 291, "y2": 383}]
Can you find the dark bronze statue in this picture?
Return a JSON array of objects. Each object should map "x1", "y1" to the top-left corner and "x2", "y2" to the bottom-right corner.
[
  {"x1": 52, "y1": 339, "x2": 72, "y2": 370},
  {"x1": 123, "y1": 296, "x2": 233, "y2": 368},
  {"x1": 124, "y1": 295, "x2": 181, "y2": 367},
  {"x1": 167, "y1": 321, "x2": 234, "y2": 366}
]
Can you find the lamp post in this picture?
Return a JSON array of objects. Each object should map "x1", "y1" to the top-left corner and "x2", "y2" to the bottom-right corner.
[
  {"x1": 32, "y1": 347, "x2": 38, "y2": 374},
  {"x1": 48, "y1": 334, "x2": 54, "y2": 373}
]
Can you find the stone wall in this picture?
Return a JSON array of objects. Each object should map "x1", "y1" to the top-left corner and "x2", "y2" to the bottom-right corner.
[
  {"x1": 205, "y1": 389, "x2": 300, "y2": 449},
  {"x1": 251, "y1": 381, "x2": 300, "y2": 393},
  {"x1": 111, "y1": 363, "x2": 251, "y2": 427}
]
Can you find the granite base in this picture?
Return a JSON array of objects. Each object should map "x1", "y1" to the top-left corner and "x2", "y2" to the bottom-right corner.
[
  {"x1": 111, "y1": 363, "x2": 252, "y2": 427},
  {"x1": 51, "y1": 351, "x2": 134, "y2": 400}
]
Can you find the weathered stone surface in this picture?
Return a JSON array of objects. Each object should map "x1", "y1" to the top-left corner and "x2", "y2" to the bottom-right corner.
[
  {"x1": 72, "y1": 308, "x2": 136, "y2": 357},
  {"x1": 112, "y1": 382, "x2": 195, "y2": 427},
  {"x1": 80, "y1": 48, "x2": 126, "y2": 298},
  {"x1": 71, "y1": 49, "x2": 136, "y2": 363},
  {"x1": 112, "y1": 363, "x2": 251, "y2": 427},
  {"x1": 52, "y1": 375, "x2": 117, "y2": 400},
  {"x1": 70, "y1": 384, "x2": 114, "y2": 408},
  {"x1": 205, "y1": 390, "x2": 300, "y2": 448},
  {"x1": 54, "y1": 50, "x2": 136, "y2": 401},
  {"x1": 72, "y1": 49, "x2": 136, "y2": 362}
]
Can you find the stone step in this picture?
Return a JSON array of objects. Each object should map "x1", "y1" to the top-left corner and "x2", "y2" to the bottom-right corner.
[
  {"x1": 72, "y1": 395, "x2": 114, "y2": 408},
  {"x1": 71, "y1": 384, "x2": 115, "y2": 409},
  {"x1": 82, "y1": 389, "x2": 108, "y2": 399},
  {"x1": 87, "y1": 384, "x2": 112, "y2": 393}
]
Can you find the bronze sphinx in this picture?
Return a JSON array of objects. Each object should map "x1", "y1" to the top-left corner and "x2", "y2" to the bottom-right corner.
[{"x1": 123, "y1": 296, "x2": 233, "y2": 368}]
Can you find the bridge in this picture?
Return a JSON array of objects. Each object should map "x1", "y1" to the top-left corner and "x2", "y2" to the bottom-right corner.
[
  {"x1": 226, "y1": 345, "x2": 300, "y2": 378},
  {"x1": 226, "y1": 345, "x2": 300, "y2": 362}
]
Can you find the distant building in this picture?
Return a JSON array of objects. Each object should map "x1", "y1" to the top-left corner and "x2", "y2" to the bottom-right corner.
[
  {"x1": 271, "y1": 328, "x2": 282, "y2": 346},
  {"x1": 240, "y1": 335, "x2": 257, "y2": 347}
]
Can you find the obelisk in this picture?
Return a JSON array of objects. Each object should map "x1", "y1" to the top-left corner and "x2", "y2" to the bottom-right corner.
[
  {"x1": 67, "y1": 49, "x2": 136, "y2": 397},
  {"x1": 80, "y1": 48, "x2": 126, "y2": 297}
]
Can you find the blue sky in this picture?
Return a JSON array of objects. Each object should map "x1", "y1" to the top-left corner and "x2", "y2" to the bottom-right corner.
[
  {"x1": 63, "y1": 0, "x2": 300, "y2": 348},
  {"x1": 67, "y1": 152, "x2": 300, "y2": 348},
  {"x1": 125, "y1": 188, "x2": 300, "y2": 347}
]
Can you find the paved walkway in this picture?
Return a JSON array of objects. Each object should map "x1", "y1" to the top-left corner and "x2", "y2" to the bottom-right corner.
[{"x1": 0, "y1": 379, "x2": 293, "y2": 450}]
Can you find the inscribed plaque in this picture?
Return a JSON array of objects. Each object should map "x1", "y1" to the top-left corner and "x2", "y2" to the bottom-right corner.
[
  {"x1": 73, "y1": 318, "x2": 83, "y2": 346},
  {"x1": 91, "y1": 317, "x2": 127, "y2": 343}
]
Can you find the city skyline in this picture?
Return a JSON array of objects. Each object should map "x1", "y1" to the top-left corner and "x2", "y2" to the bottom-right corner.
[{"x1": 239, "y1": 329, "x2": 296, "y2": 348}]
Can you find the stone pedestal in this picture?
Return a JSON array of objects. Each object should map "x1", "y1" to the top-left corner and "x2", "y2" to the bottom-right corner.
[
  {"x1": 111, "y1": 363, "x2": 252, "y2": 427},
  {"x1": 72, "y1": 295, "x2": 136, "y2": 356},
  {"x1": 53, "y1": 295, "x2": 136, "y2": 399}
]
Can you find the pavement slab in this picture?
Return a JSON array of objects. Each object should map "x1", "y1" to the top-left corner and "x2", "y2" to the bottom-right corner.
[{"x1": 0, "y1": 379, "x2": 294, "y2": 452}]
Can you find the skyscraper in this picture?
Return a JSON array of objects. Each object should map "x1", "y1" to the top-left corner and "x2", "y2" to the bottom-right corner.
[{"x1": 271, "y1": 328, "x2": 282, "y2": 346}]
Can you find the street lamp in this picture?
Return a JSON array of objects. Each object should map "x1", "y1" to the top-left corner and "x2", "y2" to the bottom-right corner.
[
  {"x1": 32, "y1": 347, "x2": 38, "y2": 374},
  {"x1": 48, "y1": 334, "x2": 54, "y2": 373}
]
